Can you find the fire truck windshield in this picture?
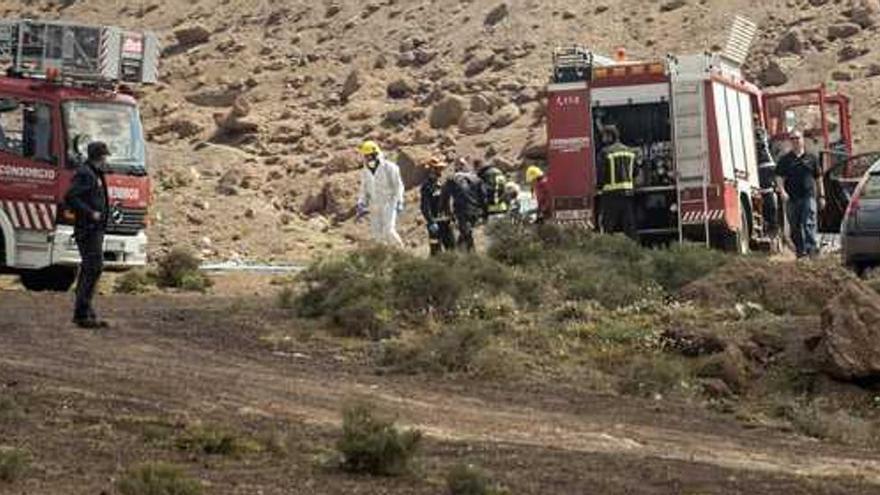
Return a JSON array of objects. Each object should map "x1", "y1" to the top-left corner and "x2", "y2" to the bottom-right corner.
[{"x1": 63, "y1": 101, "x2": 146, "y2": 173}]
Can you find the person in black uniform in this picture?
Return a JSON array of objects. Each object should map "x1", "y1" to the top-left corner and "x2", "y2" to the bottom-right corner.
[
  {"x1": 596, "y1": 126, "x2": 639, "y2": 239},
  {"x1": 65, "y1": 141, "x2": 111, "y2": 329},
  {"x1": 420, "y1": 157, "x2": 456, "y2": 256},
  {"x1": 441, "y1": 159, "x2": 484, "y2": 252}
]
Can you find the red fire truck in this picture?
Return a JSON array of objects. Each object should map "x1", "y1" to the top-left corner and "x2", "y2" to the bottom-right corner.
[
  {"x1": 544, "y1": 18, "x2": 866, "y2": 252},
  {"x1": 0, "y1": 20, "x2": 158, "y2": 290}
]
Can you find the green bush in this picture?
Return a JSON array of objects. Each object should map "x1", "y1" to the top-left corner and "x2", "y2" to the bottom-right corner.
[
  {"x1": 337, "y1": 403, "x2": 422, "y2": 476},
  {"x1": 116, "y1": 462, "x2": 201, "y2": 495},
  {"x1": 0, "y1": 447, "x2": 28, "y2": 483},
  {"x1": 617, "y1": 354, "x2": 692, "y2": 397},
  {"x1": 379, "y1": 321, "x2": 494, "y2": 375},
  {"x1": 391, "y1": 256, "x2": 467, "y2": 315},
  {"x1": 648, "y1": 244, "x2": 730, "y2": 292},
  {"x1": 115, "y1": 269, "x2": 155, "y2": 294},
  {"x1": 155, "y1": 248, "x2": 212, "y2": 292},
  {"x1": 447, "y1": 463, "x2": 508, "y2": 495}
]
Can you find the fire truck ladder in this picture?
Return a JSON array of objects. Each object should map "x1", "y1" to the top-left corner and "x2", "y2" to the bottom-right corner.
[{"x1": 670, "y1": 63, "x2": 711, "y2": 247}]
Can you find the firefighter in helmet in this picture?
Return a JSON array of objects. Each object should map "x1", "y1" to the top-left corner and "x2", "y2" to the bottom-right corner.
[
  {"x1": 596, "y1": 125, "x2": 638, "y2": 239},
  {"x1": 419, "y1": 157, "x2": 456, "y2": 256},
  {"x1": 525, "y1": 165, "x2": 551, "y2": 223}
]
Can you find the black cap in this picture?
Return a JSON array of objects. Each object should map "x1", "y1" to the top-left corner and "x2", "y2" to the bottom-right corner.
[{"x1": 87, "y1": 141, "x2": 110, "y2": 160}]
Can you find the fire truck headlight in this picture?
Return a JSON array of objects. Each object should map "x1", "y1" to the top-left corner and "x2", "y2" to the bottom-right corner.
[{"x1": 670, "y1": 203, "x2": 679, "y2": 212}]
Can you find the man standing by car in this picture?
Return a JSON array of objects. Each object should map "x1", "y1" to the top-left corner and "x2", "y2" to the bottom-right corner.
[
  {"x1": 776, "y1": 130, "x2": 826, "y2": 258},
  {"x1": 65, "y1": 141, "x2": 111, "y2": 328}
]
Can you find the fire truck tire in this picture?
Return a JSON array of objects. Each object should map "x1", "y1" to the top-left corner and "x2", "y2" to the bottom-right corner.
[
  {"x1": 19, "y1": 266, "x2": 77, "y2": 292},
  {"x1": 722, "y1": 201, "x2": 752, "y2": 254}
]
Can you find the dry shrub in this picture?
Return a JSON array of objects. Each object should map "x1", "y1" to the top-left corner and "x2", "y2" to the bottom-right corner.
[
  {"x1": 447, "y1": 463, "x2": 509, "y2": 495},
  {"x1": 156, "y1": 248, "x2": 213, "y2": 292},
  {"x1": 0, "y1": 447, "x2": 28, "y2": 483},
  {"x1": 116, "y1": 462, "x2": 201, "y2": 495},
  {"x1": 337, "y1": 402, "x2": 422, "y2": 476}
]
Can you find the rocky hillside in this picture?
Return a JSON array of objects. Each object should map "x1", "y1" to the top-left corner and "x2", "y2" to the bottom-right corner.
[{"x1": 1, "y1": 0, "x2": 878, "y2": 262}]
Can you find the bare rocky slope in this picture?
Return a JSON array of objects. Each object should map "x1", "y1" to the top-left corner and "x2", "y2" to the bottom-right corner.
[{"x1": 1, "y1": 0, "x2": 878, "y2": 261}]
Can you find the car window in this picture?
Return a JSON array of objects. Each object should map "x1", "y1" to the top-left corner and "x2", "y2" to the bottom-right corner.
[{"x1": 861, "y1": 175, "x2": 880, "y2": 200}]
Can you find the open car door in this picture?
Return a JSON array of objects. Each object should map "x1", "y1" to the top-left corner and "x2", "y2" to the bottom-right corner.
[{"x1": 820, "y1": 151, "x2": 880, "y2": 232}]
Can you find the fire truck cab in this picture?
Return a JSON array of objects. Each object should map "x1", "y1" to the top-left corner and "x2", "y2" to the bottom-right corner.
[{"x1": 0, "y1": 20, "x2": 157, "y2": 291}]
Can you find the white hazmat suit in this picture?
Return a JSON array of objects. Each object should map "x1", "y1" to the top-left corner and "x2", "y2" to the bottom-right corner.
[{"x1": 358, "y1": 154, "x2": 405, "y2": 247}]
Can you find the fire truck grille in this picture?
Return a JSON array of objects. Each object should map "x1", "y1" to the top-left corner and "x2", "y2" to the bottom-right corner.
[{"x1": 105, "y1": 207, "x2": 146, "y2": 235}]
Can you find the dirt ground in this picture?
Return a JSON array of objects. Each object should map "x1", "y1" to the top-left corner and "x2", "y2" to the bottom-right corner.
[{"x1": 2, "y1": 274, "x2": 880, "y2": 494}]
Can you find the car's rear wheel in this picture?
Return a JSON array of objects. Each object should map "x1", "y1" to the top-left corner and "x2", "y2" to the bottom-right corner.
[{"x1": 20, "y1": 266, "x2": 77, "y2": 292}]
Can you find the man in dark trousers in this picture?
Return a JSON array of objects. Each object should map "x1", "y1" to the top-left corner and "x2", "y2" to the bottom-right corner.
[
  {"x1": 775, "y1": 130, "x2": 826, "y2": 258},
  {"x1": 65, "y1": 141, "x2": 111, "y2": 328},
  {"x1": 596, "y1": 126, "x2": 638, "y2": 239},
  {"x1": 420, "y1": 157, "x2": 456, "y2": 256},
  {"x1": 441, "y1": 158, "x2": 484, "y2": 251}
]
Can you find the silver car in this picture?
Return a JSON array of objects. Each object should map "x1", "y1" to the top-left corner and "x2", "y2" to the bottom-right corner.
[{"x1": 842, "y1": 158, "x2": 880, "y2": 275}]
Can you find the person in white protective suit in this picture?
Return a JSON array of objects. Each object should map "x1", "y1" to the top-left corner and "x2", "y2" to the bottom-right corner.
[{"x1": 356, "y1": 140, "x2": 405, "y2": 247}]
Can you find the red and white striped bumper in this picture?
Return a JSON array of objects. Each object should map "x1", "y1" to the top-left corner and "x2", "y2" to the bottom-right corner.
[
  {"x1": 1, "y1": 200, "x2": 57, "y2": 231},
  {"x1": 681, "y1": 209, "x2": 725, "y2": 224}
]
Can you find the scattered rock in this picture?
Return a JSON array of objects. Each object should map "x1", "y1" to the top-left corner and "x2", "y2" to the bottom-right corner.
[
  {"x1": 383, "y1": 107, "x2": 424, "y2": 128},
  {"x1": 458, "y1": 111, "x2": 493, "y2": 135},
  {"x1": 838, "y1": 44, "x2": 869, "y2": 62},
  {"x1": 173, "y1": 24, "x2": 211, "y2": 46},
  {"x1": 484, "y1": 3, "x2": 509, "y2": 26},
  {"x1": 386, "y1": 78, "x2": 415, "y2": 99},
  {"x1": 340, "y1": 69, "x2": 362, "y2": 103},
  {"x1": 394, "y1": 147, "x2": 431, "y2": 190},
  {"x1": 429, "y1": 95, "x2": 467, "y2": 129},
  {"x1": 758, "y1": 61, "x2": 789, "y2": 87},
  {"x1": 816, "y1": 282, "x2": 880, "y2": 381},
  {"x1": 868, "y1": 117, "x2": 879, "y2": 126},
  {"x1": 661, "y1": 328, "x2": 727, "y2": 357},
  {"x1": 827, "y1": 23, "x2": 861, "y2": 41},
  {"x1": 831, "y1": 70, "x2": 854, "y2": 82},
  {"x1": 213, "y1": 96, "x2": 260, "y2": 135},
  {"x1": 185, "y1": 87, "x2": 241, "y2": 108},
  {"x1": 562, "y1": 10, "x2": 577, "y2": 19},
  {"x1": 465, "y1": 49, "x2": 495, "y2": 77},
  {"x1": 471, "y1": 94, "x2": 492, "y2": 113},
  {"x1": 848, "y1": 0, "x2": 879, "y2": 28},
  {"x1": 492, "y1": 103, "x2": 521, "y2": 128},
  {"x1": 867, "y1": 63, "x2": 880, "y2": 77},
  {"x1": 325, "y1": 3, "x2": 341, "y2": 17},
  {"x1": 660, "y1": 0, "x2": 687, "y2": 12},
  {"x1": 217, "y1": 169, "x2": 244, "y2": 196},
  {"x1": 302, "y1": 182, "x2": 341, "y2": 217},
  {"x1": 775, "y1": 29, "x2": 806, "y2": 56},
  {"x1": 520, "y1": 139, "x2": 547, "y2": 160},
  {"x1": 696, "y1": 345, "x2": 753, "y2": 393}
]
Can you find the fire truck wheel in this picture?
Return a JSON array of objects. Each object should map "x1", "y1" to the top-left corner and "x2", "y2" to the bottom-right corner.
[
  {"x1": 725, "y1": 202, "x2": 752, "y2": 255},
  {"x1": 19, "y1": 266, "x2": 77, "y2": 292}
]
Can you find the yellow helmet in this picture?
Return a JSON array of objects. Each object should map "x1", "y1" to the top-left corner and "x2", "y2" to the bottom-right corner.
[
  {"x1": 525, "y1": 165, "x2": 544, "y2": 184},
  {"x1": 358, "y1": 140, "x2": 381, "y2": 156}
]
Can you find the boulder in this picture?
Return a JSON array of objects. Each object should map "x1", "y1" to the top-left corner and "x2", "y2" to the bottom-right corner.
[
  {"x1": 217, "y1": 169, "x2": 244, "y2": 196},
  {"x1": 394, "y1": 147, "x2": 431, "y2": 190},
  {"x1": 465, "y1": 49, "x2": 496, "y2": 77},
  {"x1": 696, "y1": 345, "x2": 753, "y2": 393},
  {"x1": 838, "y1": 44, "x2": 869, "y2": 62},
  {"x1": 213, "y1": 96, "x2": 259, "y2": 135},
  {"x1": 429, "y1": 95, "x2": 467, "y2": 129},
  {"x1": 383, "y1": 108, "x2": 424, "y2": 128},
  {"x1": 867, "y1": 63, "x2": 880, "y2": 77},
  {"x1": 816, "y1": 282, "x2": 880, "y2": 381},
  {"x1": 458, "y1": 112, "x2": 493, "y2": 135},
  {"x1": 173, "y1": 24, "x2": 211, "y2": 46},
  {"x1": 302, "y1": 182, "x2": 342, "y2": 217},
  {"x1": 340, "y1": 69, "x2": 362, "y2": 102},
  {"x1": 386, "y1": 78, "x2": 415, "y2": 99},
  {"x1": 492, "y1": 103, "x2": 521, "y2": 128},
  {"x1": 848, "y1": 0, "x2": 879, "y2": 28},
  {"x1": 322, "y1": 151, "x2": 360, "y2": 175},
  {"x1": 484, "y1": 3, "x2": 509, "y2": 26},
  {"x1": 758, "y1": 61, "x2": 788, "y2": 87},
  {"x1": 775, "y1": 29, "x2": 806, "y2": 56},
  {"x1": 470, "y1": 94, "x2": 492, "y2": 113},
  {"x1": 831, "y1": 70, "x2": 854, "y2": 82},
  {"x1": 827, "y1": 23, "x2": 861, "y2": 40},
  {"x1": 661, "y1": 328, "x2": 726, "y2": 357},
  {"x1": 660, "y1": 0, "x2": 687, "y2": 12}
]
